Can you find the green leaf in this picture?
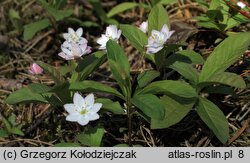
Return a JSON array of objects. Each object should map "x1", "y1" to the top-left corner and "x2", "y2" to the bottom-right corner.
[
  {"x1": 76, "y1": 51, "x2": 106, "y2": 81},
  {"x1": 106, "y1": 40, "x2": 131, "y2": 96},
  {"x1": 151, "y1": 96, "x2": 194, "y2": 129},
  {"x1": 197, "y1": 97, "x2": 229, "y2": 144},
  {"x1": 96, "y1": 98, "x2": 125, "y2": 115},
  {"x1": 37, "y1": 0, "x2": 73, "y2": 21},
  {"x1": 160, "y1": 0, "x2": 178, "y2": 5},
  {"x1": 54, "y1": 143, "x2": 81, "y2": 147},
  {"x1": 6, "y1": 88, "x2": 48, "y2": 104},
  {"x1": 0, "y1": 129, "x2": 9, "y2": 137},
  {"x1": 28, "y1": 83, "x2": 51, "y2": 93},
  {"x1": 138, "y1": 80, "x2": 197, "y2": 98},
  {"x1": 120, "y1": 24, "x2": 148, "y2": 53},
  {"x1": 151, "y1": 0, "x2": 161, "y2": 5},
  {"x1": 77, "y1": 126, "x2": 104, "y2": 147},
  {"x1": 88, "y1": 0, "x2": 118, "y2": 25},
  {"x1": 23, "y1": 19, "x2": 51, "y2": 41},
  {"x1": 203, "y1": 85, "x2": 237, "y2": 97},
  {"x1": 8, "y1": 114, "x2": 16, "y2": 126},
  {"x1": 199, "y1": 32, "x2": 250, "y2": 82},
  {"x1": 198, "y1": 72, "x2": 246, "y2": 89},
  {"x1": 176, "y1": 50, "x2": 204, "y2": 64},
  {"x1": 37, "y1": 61, "x2": 65, "y2": 84},
  {"x1": 132, "y1": 94, "x2": 165, "y2": 120},
  {"x1": 148, "y1": 4, "x2": 170, "y2": 34},
  {"x1": 137, "y1": 70, "x2": 160, "y2": 88},
  {"x1": 169, "y1": 62, "x2": 199, "y2": 84},
  {"x1": 9, "y1": 9, "x2": 23, "y2": 31},
  {"x1": 113, "y1": 144, "x2": 130, "y2": 147},
  {"x1": 69, "y1": 80, "x2": 124, "y2": 99},
  {"x1": 107, "y1": 2, "x2": 138, "y2": 18},
  {"x1": 9, "y1": 127, "x2": 24, "y2": 136},
  {"x1": 1, "y1": 116, "x2": 12, "y2": 131}
]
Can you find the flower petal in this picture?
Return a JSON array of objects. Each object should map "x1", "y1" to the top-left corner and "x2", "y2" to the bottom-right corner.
[
  {"x1": 73, "y1": 92, "x2": 85, "y2": 109},
  {"x1": 68, "y1": 28, "x2": 75, "y2": 34},
  {"x1": 89, "y1": 113, "x2": 99, "y2": 121},
  {"x1": 91, "y1": 103, "x2": 102, "y2": 112},
  {"x1": 66, "y1": 113, "x2": 81, "y2": 122},
  {"x1": 63, "y1": 33, "x2": 69, "y2": 40},
  {"x1": 160, "y1": 24, "x2": 169, "y2": 34},
  {"x1": 85, "y1": 94, "x2": 94, "y2": 109},
  {"x1": 76, "y1": 28, "x2": 83, "y2": 37},
  {"x1": 77, "y1": 117, "x2": 89, "y2": 126},
  {"x1": 64, "y1": 104, "x2": 76, "y2": 114}
]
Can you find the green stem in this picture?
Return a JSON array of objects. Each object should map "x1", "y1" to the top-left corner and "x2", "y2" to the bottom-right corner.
[{"x1": 126, "y1": 96, "x2": 132, "y2": 146}]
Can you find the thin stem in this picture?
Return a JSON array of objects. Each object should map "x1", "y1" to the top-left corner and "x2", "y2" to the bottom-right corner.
[{"x1": 126, "y1": 96, "x2": 132, "y2": 146}]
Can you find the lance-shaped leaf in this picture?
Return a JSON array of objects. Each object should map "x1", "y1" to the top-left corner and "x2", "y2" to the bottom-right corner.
[
  {"x1": 107, "y1": 2, "x2": 138, "y2": 18},
  {"x1": 106, "y1": 40, "x2": 131, "y2": 96},
  {"x1": 199, "y1": 32, "x2": 250, "y2": 82},
  {"x1": 197, "y1": 97, "x2": 229, "y2": 144},
  {"x1": 138, "y1": 80, "x2": 197, "y2": 98},
  {"x1": 132, "y1": 94, "x2": 165, "y2": 120},
  {"x1": 37, "y1": 61, "x2": 65, "y2": 84},
  {"x1": 151, "y1": 96, "x2": 195, "y2": 129},
  {"x1": 198, "y1": 72, "x2": 246, "y2": 89},
  {"x1": 76, "y1": 51, "x2": 106, "y2": 81},
  {"x1": 148, "y1": 4, "x2": 170, "y2": 34},
  {"x1": 69, "y1": 80, "x2": 124, "y2": 99},
  {"x1": 96, "y1": 98, "x2": 125, "y2": 115},
  {"x1": 120, "y1": 24, "x2": 148, "y2": 53},
  {"x1": 137, "y1": 70, "x2": 160, "y2": 88},
  {"x1": 6, "y1": 88, "x2": 48, "y2": 104}
]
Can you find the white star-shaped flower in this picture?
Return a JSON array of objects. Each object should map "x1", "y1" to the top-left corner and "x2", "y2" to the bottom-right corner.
[
  {"x1": 63, "y1": 27, "x2": 87, "y2": 45},
  {"x1": 139, "y1": 21, "x2": 148, "y2": 33},
  {"x1": 58, "y1": 41, "x2": 91, "y2": 60},
  {"x1": 97, "y1": 25, "x2": 122, "y2": 50},
  {"x1": 146, "y1": 24, "x2": 174, "y2": 54},
  {"x1": 64, "y1": 92, "x2": 102, "y2": 126}
]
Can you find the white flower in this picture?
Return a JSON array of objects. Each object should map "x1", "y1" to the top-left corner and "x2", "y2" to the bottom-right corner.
[
  {"x1": 237, "y1": 2, "x2": 246, "y2": 9},
  {"x1": 97, "y1": 25, "x2": 122, "y2": 50},
  {"x1": 139, "y1": 21, "x2": 148, "y2": 33},
  {"x1": 58, "y1": 41, "x2": 91, "y2": 60},
  {"x1": 146, "y1": 24, "x2": 174, "y2": 54},
  {"x1": 64, "y1": 92, "x2": 102, "y2": 126},
  {"x1": 63, "y1": 27, "x2": 87, "y2": 45}
]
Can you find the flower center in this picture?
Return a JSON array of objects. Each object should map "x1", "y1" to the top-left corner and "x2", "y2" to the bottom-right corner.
[
  {"x1": 70, "y1": 33, "x2": 80, "y2": 42},
  {"x1": 80, "y1": 109, "x2": 87, "y2": 115}
]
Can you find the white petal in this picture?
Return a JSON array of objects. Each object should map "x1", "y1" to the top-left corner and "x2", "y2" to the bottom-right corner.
[
  {"x1": 73, "y1": 92, "x2": 85, "y2": 109},
  {"x1": 77, "y1": 117, "x2": 89, "y2": 126},
  {"x1": 66, "y1": 113, "x2": 81, "y2": 122},
  {"x1": 61, "y1": 45, "x2": 72, "y2": 56},
  {"x1": 76, "y1": 28, "x2": 83, "y2": 37},
  {"x1": 89, "y1": 113, "x2": 99, "y2": 121},
  {"x1": 64, "y1": 104, "x2": 77, "y2": 114},
  {"x1": 58, "y1": 52, "x2": 73, "y2": 60},
  {"x1": 116, "y1": 29, "x2": 122, "y2": 39},
  {"x1": 91, "y1": 103, "x2": 102, "y2": 112},
  {"x1": 161, "y1": 24, "x2": 170, "y2": 34},
  {"x1": 167, "y1": 30, "x2": 175, "y2": 38},
  {"x1": 151, "y1": 30, "x2": 161, "y2": 38},
  {"x1": 85, "y1": 94, "x2": 94, "y2": 108},
  {"x1": 68, "y1": 28, "x2": 75, "y2": 34},
  {"x1": 78, "y1": 37, "x2": 88, "y2": 45},
  {"x1": 71, "y1": 44, "x2": 82, "y2": 57},
  {"x1": 63, "y1": 33, "x2": 69, "y2": 40}
]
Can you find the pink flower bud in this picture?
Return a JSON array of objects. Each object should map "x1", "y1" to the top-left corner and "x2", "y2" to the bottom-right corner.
[{"x1": 29, "y1": 63, "x2": 43, "y2": 75}]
